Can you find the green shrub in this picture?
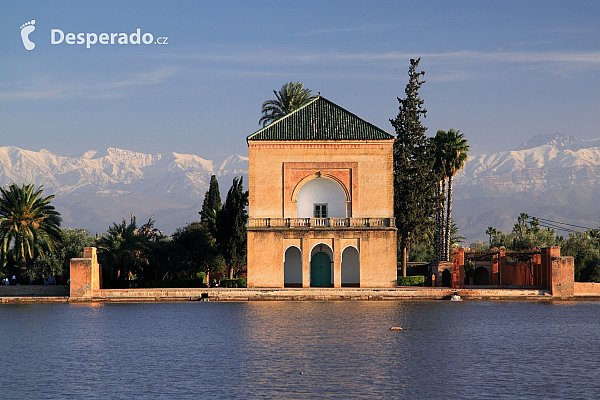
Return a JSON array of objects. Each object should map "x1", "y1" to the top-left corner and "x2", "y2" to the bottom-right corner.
[
  {"x1": 397, "y1": 276, "x2": 425, "y2": 286},
  {"x1": 220, "y1": 278, "x2": 247, "y2": 288},
  {"x1": 195, "y1": 271, "x2": 207, "y2": 283}
]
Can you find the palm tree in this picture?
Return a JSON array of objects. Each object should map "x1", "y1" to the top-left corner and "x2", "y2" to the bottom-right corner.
[
  {"x1": 486, "y1": 227, "x2": 497, "y2": 245},
  {"x1": 438, "y1": 129, "x2": 470, "y2": 261},
  {"x1": 259, "y1": 82, "x2": 316, "y2": 126},
  {"x1": 530, "y1": 216, "x2": 540, "y2": 232},
  {"x1": 0, "y1": 183, "x2": 62, "y2": 278},
  {"x1": 97, "y1": 214, "x2": 155, "y2": 283},
  {"x1": 433, "y1": 130, "x2": 449, "y2": 261},
  {"x1": 515, "y1": 212, "x2": 529, "y2": 237}
]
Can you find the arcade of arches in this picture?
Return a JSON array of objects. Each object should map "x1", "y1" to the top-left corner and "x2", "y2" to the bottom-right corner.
[{"x1": 283, "y1": 244, "x2": 360, "y2": 288}]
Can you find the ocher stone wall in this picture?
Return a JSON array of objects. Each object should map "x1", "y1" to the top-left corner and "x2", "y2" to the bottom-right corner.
[
  {"x1": 247, "y1": 228, "x2": 397, "y2": 288},
  {"x1": 574, "y1": 282, "x2": 600, "y2": 296},
  {"x1": 247, "y1": 139, "x2": 396, "y2": 289},
  {"x1": 70, "y1": 247, "x2": 101, "y2": 299},
  {"x1": 551, "y1": 257, "x2": 574, "y2": 297},
  {"x1": 248, "y1": 141, "x2": 394, "y2": 219}
]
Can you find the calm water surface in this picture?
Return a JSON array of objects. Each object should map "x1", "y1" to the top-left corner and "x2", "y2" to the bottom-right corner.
[{"x1": 1, "y1": 301, "x2": 599, "y2": 399}]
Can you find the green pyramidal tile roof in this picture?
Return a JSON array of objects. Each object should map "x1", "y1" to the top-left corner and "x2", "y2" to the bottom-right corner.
[{"x1": 247, "y1": 96, "x2": 393, "y2": 142}]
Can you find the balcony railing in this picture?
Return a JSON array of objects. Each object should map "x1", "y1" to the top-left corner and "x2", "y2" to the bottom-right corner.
[{"x1": 248, "y1": 217, "x2": 395, "y2": 228}]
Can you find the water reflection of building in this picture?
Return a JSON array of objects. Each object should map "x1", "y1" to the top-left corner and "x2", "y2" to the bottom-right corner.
[{"x1": 246, "y1": 96, "x2": 397, "y2": 288}]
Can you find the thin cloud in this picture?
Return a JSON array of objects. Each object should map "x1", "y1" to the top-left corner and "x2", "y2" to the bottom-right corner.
[
  {"x1": 141, "y1": 48, "x2": 600, "y2": 83},
  {"x1": 150, "y1": 48, "x2": 600, "y2": 67},
  {"x1": 0, "y1": 66, "x2": 179, "y2": 100},
  {"x1": 545, "y1": 26, "x2": 600, "y2": 34}
]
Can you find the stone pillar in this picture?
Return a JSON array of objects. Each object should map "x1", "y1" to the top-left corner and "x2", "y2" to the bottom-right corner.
[
  {"x1": 498, "y1": 247, "x2": 506, "y2": 286},
  {"x1": 246, "y1": 231, "x2": 256, "y2": 288},
  {"x1": 492, "y1": 252, "x2": 499, "y2": 285},
  {"x1": 551, "y1": 257, "x2": 574, "y2": 297},
  {"x1": 452, "y1": 248, "x2": 464, "y2": 289},
  {"x1": 302, "y1": 239, "x2": 311, "y2": 288},
  {"x1": 532, "y1": 254, "x2": 541, "y2": 287},
  {"x1": 70, "y1": 247, "x2": 100, "y2": 299},
  {"x1": 333, "y1": 237, "x2": 341, "y2": 288},
  {"x1": 541, "y1": 247, "x2": 561, "y2": 290}
]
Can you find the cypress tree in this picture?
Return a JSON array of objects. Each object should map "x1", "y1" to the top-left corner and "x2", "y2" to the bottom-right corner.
[
  {"x1": 390, "y1": 58, "x2": 442, "y2": 277},
  {"x1": 215, "y1": 177, "x2": 248, "y2": 279}
]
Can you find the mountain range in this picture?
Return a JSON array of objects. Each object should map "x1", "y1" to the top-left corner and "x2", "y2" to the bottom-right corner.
[
  {"x1": 453, "y1": 133, "x2": 600, "y2": 242},
  {"x1": 0, "y1": 146, "x2": 248, "y2": 235},
  {"x1": 1, "y1": 133, "x2": 598, "y2": 242}
]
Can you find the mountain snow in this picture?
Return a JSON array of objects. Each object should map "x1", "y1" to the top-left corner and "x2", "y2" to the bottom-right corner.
[
  {"x1": 0, "y1": 133, "x2": 598, "y2": 242},
  {"x1": 0, "y1": 146, "x2": 248, "y2": 235},
  {"x1": 453, "y1": 134, "x2": 600, "y2": 243}
]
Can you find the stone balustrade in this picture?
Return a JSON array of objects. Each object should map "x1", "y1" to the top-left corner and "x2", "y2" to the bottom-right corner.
[{"x1": 248, "y1": 217, "x2": 395, "y2": 229}]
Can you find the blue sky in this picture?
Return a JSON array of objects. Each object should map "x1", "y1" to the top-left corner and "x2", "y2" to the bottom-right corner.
[{"x1": 1, "y1": 0, "x2": 600, "y2": 161}]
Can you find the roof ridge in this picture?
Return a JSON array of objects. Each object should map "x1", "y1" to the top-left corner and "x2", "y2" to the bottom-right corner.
[
  {"x1": 248, "y1": 96, "x2": 321, "y2": 140},
  {"x1": 316, "y1": 96, "x2": 389, "y2": 135},
  {"x1": 248, "y1": 96, "x2": 393, "y2": 142}
]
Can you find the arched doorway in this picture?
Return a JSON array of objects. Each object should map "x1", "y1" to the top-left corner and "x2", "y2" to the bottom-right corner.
[
  {"x1": 341, "y1": 246, "x2": 360, "y2": 287},
  {"x1": 441, "y1": 269, "x2": 451, "y2": 287},
  {"x1": 474, "y1": 267, "x2": 490, "y2": 285},
  {"x1": 311, "y1": 244, "x2": 333, "y2": 287},
  {"x1": 284, "y1": 246, "x2": 302, "y2": 287}
]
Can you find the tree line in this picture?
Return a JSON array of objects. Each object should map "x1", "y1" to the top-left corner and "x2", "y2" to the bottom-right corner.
[
  {"x1": 0, "y1": 178, "x2": 248, "y2": 287},
  {"x1": 470, "y1": 213, "x2": 600, "y2": 282}
]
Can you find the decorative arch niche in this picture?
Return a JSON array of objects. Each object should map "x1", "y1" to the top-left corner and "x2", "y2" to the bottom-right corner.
[{"x1": 294, "y1": 175, "x2": 349, "y2": 218}]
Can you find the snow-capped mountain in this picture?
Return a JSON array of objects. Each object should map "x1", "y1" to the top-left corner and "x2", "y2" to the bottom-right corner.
[
  {"x1": 0, "y1": 146, "x2": 248, "y2": 235},
  {"x1": 1, "y1": 133, "x2": 599, "y2": 242},
  {"x1": 453, "y1": 134, "x2": 600, "y2": 243}
]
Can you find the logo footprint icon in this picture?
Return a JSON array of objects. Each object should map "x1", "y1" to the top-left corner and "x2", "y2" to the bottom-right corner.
[{"x1": 20, "y1": 20, "x2": 36, "y2": 50}]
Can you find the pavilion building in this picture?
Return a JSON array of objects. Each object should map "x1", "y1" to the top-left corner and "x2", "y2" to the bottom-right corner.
[{"x1": 246, "y1": 96, "x2": 397, "y2": 288}]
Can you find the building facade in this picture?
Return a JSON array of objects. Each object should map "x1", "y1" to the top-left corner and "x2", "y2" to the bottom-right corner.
[{"x1": 247, "y1": 96, "x2": 397, "y2": 288}]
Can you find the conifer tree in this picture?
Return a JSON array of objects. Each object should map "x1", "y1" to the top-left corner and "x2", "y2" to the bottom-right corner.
[
  {"x1": 199, "y1": 175, "x2": 222, "y2": 237},
  {"x1": 390, "y1": 58, "x2": 442, "y2": 276},
  {"x1": 215, "y1": 177, "x2": 248, "y2": 279}
]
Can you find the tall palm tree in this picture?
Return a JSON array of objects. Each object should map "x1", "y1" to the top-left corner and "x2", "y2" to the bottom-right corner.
[
  {"x1": 0, "y1": 183, "x2": 62, "y2": 278},
  {"x1": 433, "y1": 130, "x2": 449, "y2": 261},
  {"x1": 259, "y1": 82, "x2": 316, "y2": 126},
  {"x1": 438, "y1": 129, "x2": 470, "y2": 261}
]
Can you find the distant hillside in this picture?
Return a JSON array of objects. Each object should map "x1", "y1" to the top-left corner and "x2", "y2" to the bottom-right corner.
[
  {"x1": 0, "y1": 146, "x2": 248, "y2": 235},
  {"x1": 453, "y1": 134, "x2": 600, "y2": 243},
  {"x1": 1, "y1": 134, "x2": 599, "y2": 242}
]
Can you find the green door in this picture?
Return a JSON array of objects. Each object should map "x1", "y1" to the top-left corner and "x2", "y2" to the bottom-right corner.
[{"x1": 311, "y1": 252, "x2": 332, "y2": 287}]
